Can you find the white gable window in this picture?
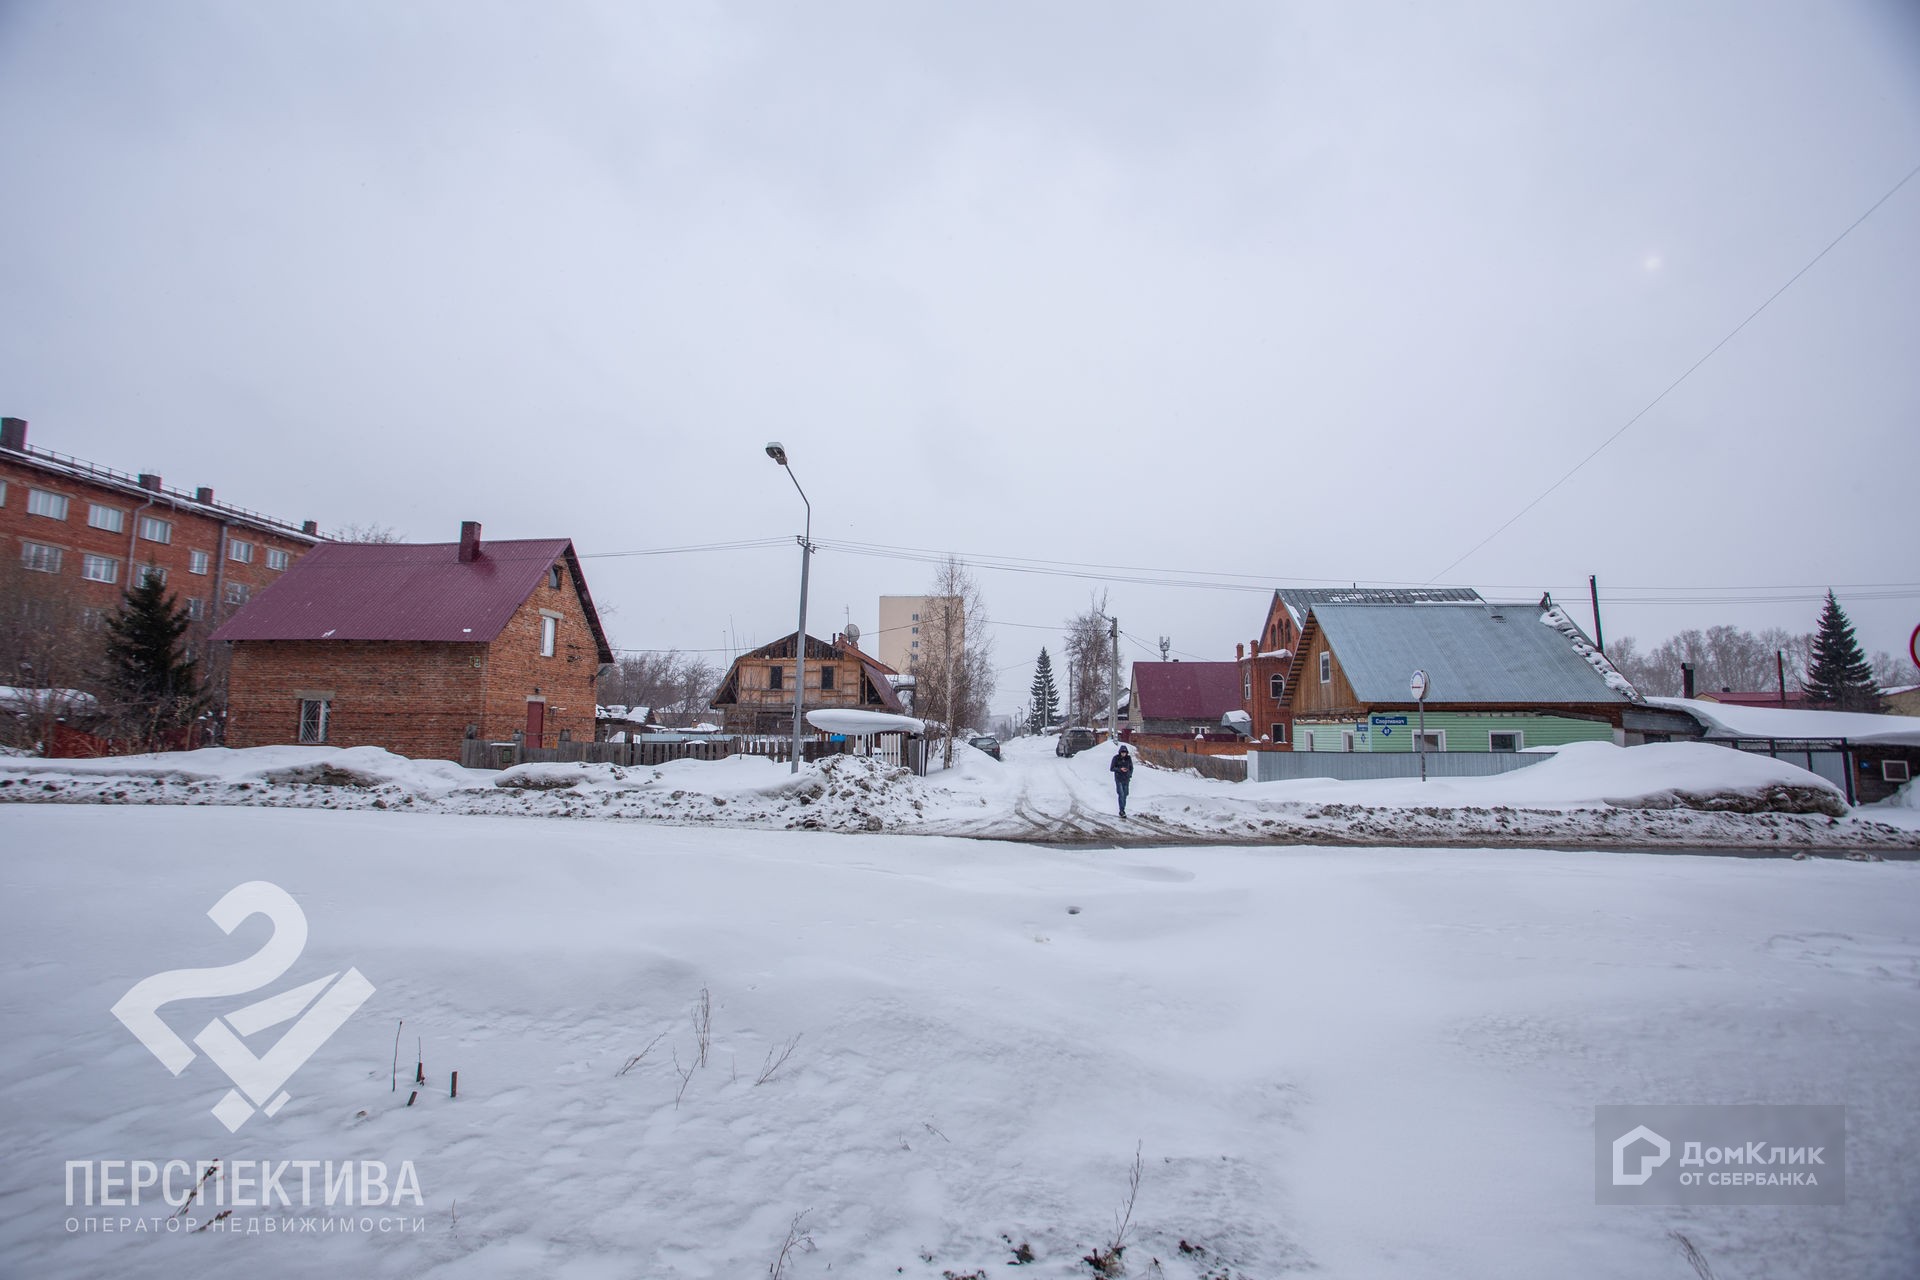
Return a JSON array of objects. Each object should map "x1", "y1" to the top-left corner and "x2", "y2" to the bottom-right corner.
[
  {"x1": 298, "y1": 699, "x2": 331, "y2": 744},
  {"x1": 82, "y1": 554, "x2": 119, "y2": 583},
  {"x1": 88, "y1": 503, "x2": 126, "y2": 533},
  {"x1": 1319, "y1": 652, "x2": 1331, "y2": 684},
  {"x1": 540, "y1": 614, "x2": 557, "y2": 657},
  {"x1": 27, "y1": 488, "x2": 69, "y2": 520}
]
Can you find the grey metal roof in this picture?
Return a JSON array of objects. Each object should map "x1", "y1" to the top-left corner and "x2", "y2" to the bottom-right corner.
[{"x1": 1311, "y1": 602, "x2": 1632, "y2": 705}]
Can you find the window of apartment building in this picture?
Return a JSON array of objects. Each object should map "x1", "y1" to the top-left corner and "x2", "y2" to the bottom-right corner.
[
  {"x1": 911, "y1": 625, "x2": 919, "y2": 635},
  {"x1": 27, "y1": 488, "x2": 69, "y2": 520},
  {"x1": 141, "y1": 564, "x2": 167, "y2": 587},
  {"x1": 1489, "y1": 731, "x2": 1522, "y2": 752},
  {"x1": 539, "y1": 615, "x2": 557, "y2": 657},
  {"x1": 0, "y1": 480, "x2": 7, "y2": 506},
  {"x1": 80, "y1": 607, "x2": 104, "y2": 628},
  {"x1": 769, "y1": 664, "x2": 784, "y2": 691},
  {"x1": 225, "y1": 582, "x2": 250, "y2": 605},
  {"x1": 1319, "y1": 653, "x2": 1332, "y2": 684},
  {"x1": 298, "y1": 699, "x2": 331, "y2": 744},
  {"x1": 138, "y1": 515, "x2": 172, "y2": 544},
  {"x1": 911, "y1": 639, "x2": 919, "y2": 650},
  {"x1": 21, "y1": 541, "x2": 61, "y2": 573},
  {"x1": 819, "y1": 665, "x2": 834, "y2": 691},
  {"x1": 911, "y1": 613, "x2": 919, "y2": 622},
  {"x1": 228, "y1": 538, "x2": 253, "y2": 563},
  {"x1": 189, "y1": 549, "x2": 210, "y2": 574},
  {"x1": 185, "y1": 597, "x2": 206, "y2": 621},
  {"x1": 87, "y1": 503, "x2": 126, "y2": 533},
  {"x1": 267, "y1": 548, "x2": 290, "y2": 571},
  {"x1": 1270, "y1": 674, "x2": 1285, "y2": 699},
  {"x1": 81, "y1": 554, "x2": 119, "y2": 584},
  {"x1": 1243, "y1": 673, "x2": 1252, "y2": 700}
]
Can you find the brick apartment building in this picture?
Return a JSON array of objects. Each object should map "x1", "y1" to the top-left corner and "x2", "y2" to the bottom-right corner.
[
  {"x1": 213, "y1": 522, "x2": 613, "y2": 760},
  {"x1": 1, "y1": 415, "x2": 321, "y2": 632}
]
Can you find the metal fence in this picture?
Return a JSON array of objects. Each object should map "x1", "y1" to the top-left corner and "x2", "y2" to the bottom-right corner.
[{"x1": 1246, "y1": 750, "x2": 1549, "y2": 783}]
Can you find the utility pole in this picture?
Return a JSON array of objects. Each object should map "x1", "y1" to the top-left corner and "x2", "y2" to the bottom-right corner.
[
  {"x1": 943, "y1": 601, "x2": 956, "y2": 768},
  {"x1": 1588, "y1": 574, "x2": 1605, "y2": 654},
  {"x1": 1107, "y1": 614, "x2": 1120, "y2": 743}
]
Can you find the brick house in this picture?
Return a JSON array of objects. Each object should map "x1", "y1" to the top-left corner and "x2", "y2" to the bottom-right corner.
[
  {"x1": 213, "y1": 522, "x2": 612, "y2": 760},
  {"x1": 711, "y1": 631, "x2": 904, "y2": 735},
  {"x1": 1, "y1": 415, "x2": 321, "y2": 633}
]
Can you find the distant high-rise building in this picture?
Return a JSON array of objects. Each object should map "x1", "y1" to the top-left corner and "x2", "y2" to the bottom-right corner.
[{"x1": 877, "y1": 595, "x2": 960, "y2": 674}]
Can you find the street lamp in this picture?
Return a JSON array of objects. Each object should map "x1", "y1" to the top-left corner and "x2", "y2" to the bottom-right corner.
[{"x1": 766, "y1": 442, "x2": 811, "y2": 773}]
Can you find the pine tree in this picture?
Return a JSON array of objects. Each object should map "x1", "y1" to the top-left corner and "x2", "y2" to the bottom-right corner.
[
  {"x1": 1027, "y1": 648, "x2": 1061, "y2": 734},
  {"x1": 102, "y1": 575, "x2": 206, "y2": 750},
  {"x1": 1802, "y1": 590, "x2": 1882, "y2": 713}
]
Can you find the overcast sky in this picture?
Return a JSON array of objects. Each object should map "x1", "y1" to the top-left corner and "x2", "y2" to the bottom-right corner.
[{"x1": 3, "y1": 1, "x2": 1916, "y2": 713}]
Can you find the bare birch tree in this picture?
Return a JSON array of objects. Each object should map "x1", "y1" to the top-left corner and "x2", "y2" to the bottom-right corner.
[
  {"x1": 913, "y1": 557, "x2": 993, "y2": 765},
  {"x1": 1063, "y1": 591, "x2": 1113, "y2": 726}
]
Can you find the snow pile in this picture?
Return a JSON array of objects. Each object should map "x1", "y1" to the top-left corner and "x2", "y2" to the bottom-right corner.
[
  {"x1": 0, "y1": 686, "x2": 99, "y2": 715},
  {"x1": 1538, "y1": 604, "x2": 1640, "y2": 699},
  {"x1": 1649, "y1": 697, "x2": 1920, "y2": 745}
]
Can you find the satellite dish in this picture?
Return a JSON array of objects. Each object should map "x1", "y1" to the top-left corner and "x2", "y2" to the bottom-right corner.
[{"x1": 844, "y1": 623, "x2": 861, "y2": 646}]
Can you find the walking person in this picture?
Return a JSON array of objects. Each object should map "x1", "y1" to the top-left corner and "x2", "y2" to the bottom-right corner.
[{"x1": 1110, "y1": 744, "x2": 1133, "y2": 818}]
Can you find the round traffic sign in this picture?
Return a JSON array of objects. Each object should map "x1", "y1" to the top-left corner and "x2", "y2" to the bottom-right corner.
[{"x1": 1410, "y1": 669, "x2": 1429, "y2": 701}]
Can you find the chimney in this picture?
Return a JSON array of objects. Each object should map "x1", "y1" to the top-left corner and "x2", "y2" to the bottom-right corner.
[
  {"x1": 1236, "y1": 643, "x2": 1244, "y2": 660},
  {"x1": 301, "y1": 520, "x2": 318, "y2": 536},
  {"x1": 1681, "y1": 662, "x2": 1695, "y2": 699},
  {"x1": 459, "y1": 521, "x2": 482, "y2": 563},
  {"x1": 138, "y1": 473, "x2": 163, "y2": 491},
  {"x1": 195, "y1": 486, "x2": 214, "y2": 504},
  {"x1": 0, "y1": 417, "x2": 24, "y2": 451}
]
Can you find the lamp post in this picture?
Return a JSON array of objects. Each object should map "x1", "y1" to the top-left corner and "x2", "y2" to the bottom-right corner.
[{"x1": 765, "y1": 442, "x2": 811, "y2": 774}]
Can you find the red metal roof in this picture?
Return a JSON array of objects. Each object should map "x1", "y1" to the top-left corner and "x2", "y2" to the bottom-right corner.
[
  {"x1": 1132, "y1": 662, "x2": 1243, "y2": 719},
  {"x1": 211, "y1": 538, "x2": 592, "y2": 646}
]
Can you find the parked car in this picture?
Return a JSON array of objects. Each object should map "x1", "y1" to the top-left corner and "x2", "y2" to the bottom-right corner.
[
  {"x1": 1055, "y1": 727, "x2": 1099, "y2": 757},
  {"x1": 967, "y1": 734, "x2": 1002, "y2": 760}
]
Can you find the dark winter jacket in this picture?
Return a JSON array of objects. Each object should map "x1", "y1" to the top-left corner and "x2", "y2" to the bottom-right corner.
[{"x1": 1110, "y1": 751, "x2": 1133, "y2": 781}]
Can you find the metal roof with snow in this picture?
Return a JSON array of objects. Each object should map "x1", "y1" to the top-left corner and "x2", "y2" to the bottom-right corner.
[
  {"x1": 1309, "y1": 602, "x2": 1632, "y2": 705},
  {"x1": 211, "y1": 537, "x2": 612, "y2": 661},
  {"x1": 1277, "y1": 586, "x2": 1482, "y2": 624},
  {"x1": 1131, "y1": 662, "x2": 1244, "y2": 719}
]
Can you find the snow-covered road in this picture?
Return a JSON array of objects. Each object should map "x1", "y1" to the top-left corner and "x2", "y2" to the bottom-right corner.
[{"x1": 2, "y1": 804, "x2": 1916, "y2": 1278}]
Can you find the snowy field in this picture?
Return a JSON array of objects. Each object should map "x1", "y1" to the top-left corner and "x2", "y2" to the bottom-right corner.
[
  {"x1": 4, "y1": 734, "x2": 1917, "y2": 852},
  {"x1": 2, "y1": 804, "x2": 1917, "y2": 1279}
]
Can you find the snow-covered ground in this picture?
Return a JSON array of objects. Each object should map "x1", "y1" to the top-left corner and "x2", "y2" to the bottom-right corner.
[
  {"x1": 1, "y1": 806, "x2": 1915, "y2": 1278},
  {"x1": 3, "y1": 734, "x2": 1916, "y2": 852}
]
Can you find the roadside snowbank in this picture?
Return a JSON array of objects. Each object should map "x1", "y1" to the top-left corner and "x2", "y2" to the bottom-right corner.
[{"x1": 1, "y1": 737, "x2": 1910, "y2": 851}]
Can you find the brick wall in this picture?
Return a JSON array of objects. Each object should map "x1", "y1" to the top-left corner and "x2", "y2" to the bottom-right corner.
[
  {"x1": 480, "y1": 558, "x2": 601, "y2": 749},
  {"x1": 0, "y1": 454, "x2": 316, "y2": 629},
  {"x1": 226, "y1": 639, "x2": 486, "y2": 759}
]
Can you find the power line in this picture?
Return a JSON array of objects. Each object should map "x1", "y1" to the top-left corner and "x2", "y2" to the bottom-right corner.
[{"x1": 1427, "y1": 158, "x2": 1920, "y2": 582}]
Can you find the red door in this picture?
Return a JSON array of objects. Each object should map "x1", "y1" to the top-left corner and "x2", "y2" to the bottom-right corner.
[{"x1": 525, "y1": 700, "x2": 545, "y2": 749}]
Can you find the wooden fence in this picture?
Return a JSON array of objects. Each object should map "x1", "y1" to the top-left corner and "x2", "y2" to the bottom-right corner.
[
  {"x1": 461, "y1": 733, "x2": 926, "y2": 774},
  {"x1": 1135, "y1": 743, "x2": 1247, "y2": 783}
]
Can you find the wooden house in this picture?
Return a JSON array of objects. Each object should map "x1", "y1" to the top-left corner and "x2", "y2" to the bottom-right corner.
[{"x1": 711, "y1": 632, "x2": 905, "y2": 735}]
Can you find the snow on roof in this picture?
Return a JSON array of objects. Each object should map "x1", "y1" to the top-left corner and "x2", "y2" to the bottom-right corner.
[
  {"x1": 1538, "y1": 602, "x2": 1641, "y2": 701},
  {"x1": 805, "y1": 709, "x2": 926, "y2": 736},
  {"x1": 1277, "y1": 586, "x2": 1482, "y2": 624},
  {"x1": 1648, "y1": 697, "x2": 1920, "y2": 746},
  {"x1": 0, "y1": 687, "x2": 99, "y2": 715}
]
